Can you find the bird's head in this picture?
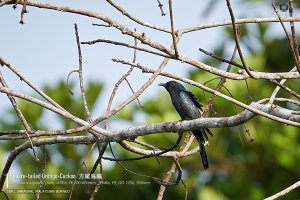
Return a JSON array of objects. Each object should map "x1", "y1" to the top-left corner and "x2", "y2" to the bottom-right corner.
[{"x1": 158, "y1": 81, "x2": 186, "y2": 92}]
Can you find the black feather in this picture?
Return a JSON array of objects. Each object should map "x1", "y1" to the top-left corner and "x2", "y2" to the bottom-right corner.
[
  {"x1": 186, "y1": 91, "x2": 203, "y2": 111},
  {"x1": 159, "y1": 81, "x2": 213, "y2": 170}
]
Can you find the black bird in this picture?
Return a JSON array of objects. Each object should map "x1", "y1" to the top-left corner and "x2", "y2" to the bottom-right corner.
[{"x1": 159, "y1": 81, "x2": 212, "y2": 169}]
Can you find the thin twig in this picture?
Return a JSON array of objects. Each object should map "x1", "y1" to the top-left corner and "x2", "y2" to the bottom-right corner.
[
  {"x1": 0, "y1": 72, "x2": 39, "y2": 160},
  {"x1": 106, "y1": 0, "x2": 169, "y2": 33},
  {"x1": 134, "y1": 138, "x2": 158, "y2": 150},
  {"x1": 198, "y1": 48, "x2": 300, "y2": 100},
  {"x1": 0, "y1": 191, "x2": 9, "y2": 200},
  {"x1": 102, "y1": 134, "x2": 182, "y2": 161},
  {"x1": 288, "y1": 0, "x2": 300, "y2": 71},
  {"x1": 81, "y1": 39, "x2": 172, "y2": 59},
  {"x1": 269, "y1": 67, "x2": 298, "y2": 104},
  {"x1": 225, "y1": 0, "x2": 256, "y2": 79},
  {"x1": 168, "y1": 0, "x2": 179, "y2": 58},
  {"x1": 269, "y1": 78, "x2": 300, "y2": 100},
  {"x1": 0, "y1": 56, "x2": 65, "y2": 111},
  {"x1": 19, "y1": 0, "x2": 27, "y2": 24},
  {"x1": 79, "y1": 24, "x2": 115, "y2": 182},
  {"x1": 104, "y1": 67, "x2": 134, "y2": 129},
  {"x1": 199, "y1": 47, "x2": 250, "y2": 70},
  {"x1": 74, "y1": 23, "x2": 93, "y2": 122},
  {"x1": 108, "y1": 142, "x2": 182, "y2": 187},
  {"x1": 157, "y1": 134, "x2": 194, "y2": 199},
  {"x1": 132, "y1": 32, "x2": 138, "y2": 63},
  {"x1": 157, "y1": 0, "x2": 166, "y2": 16},
  {"x1": 272, "y1": 2, "x2": 291, "y2": 40},
  {"x1": 69, "y1": 143, "x2": 96, "y2": 200},
  {"x1": 202, "y1": 45, "x2": 238, "y2": 116},
  {"x1": 179, "y1": 17, "x2": 300, "y2": 34},
  {"x1": 89, "y1": 142, "x2": 107, "y2": 177},
  {"x1": 157, "y1": 163, "x2": 176, "y2": 200},
  {"x1": 272, "y1": 3, "x2": 300, "y2": 73},
  {"x1": 124, "y1": 78, "x2": 143, "y2": 107},
  {"x1": 264, "y1": 180, "x2": 300, "y2": 200},
  {"x1": 124, "y1": 33, "x2": 143, "y2": 108},
  {"x1": 66, "y1": 69, "x2": 79, "y2": 95},
  {"x1": 36, "y1": 146, "x2": 46, "y2": 200},
  {"x1": 92, "y1": 23, "x2": 111, "y2": 27}
]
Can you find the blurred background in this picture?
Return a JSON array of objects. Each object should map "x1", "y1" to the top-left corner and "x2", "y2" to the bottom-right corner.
[{"x1": 1, "y1": 0, "x2": 300, "y2": 199}]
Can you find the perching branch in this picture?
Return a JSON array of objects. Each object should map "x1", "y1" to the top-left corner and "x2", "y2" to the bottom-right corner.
[
  {"x1": 0, "y1": 100, "x2": 298, "y2": 191},
  {"x1": 112, "y1": 59, "x2": 300, "y2": 127},
  {"x1": 0, "y1": 101, "x2": 299, "y2": 142}
]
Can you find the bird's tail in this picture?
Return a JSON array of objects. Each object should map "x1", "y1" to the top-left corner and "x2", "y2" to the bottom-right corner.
[
  {"x1": 193, "y1": 129, "x2": 209, "y2": 170},
  {"x1": 199, "y1": 140, "x2": 209, "y2": 170}
]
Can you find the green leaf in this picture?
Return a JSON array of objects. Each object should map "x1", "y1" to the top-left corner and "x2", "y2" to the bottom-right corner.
[
  {"x1": 118, "y1": 106, "x2": 134, "y2": 121},
  {"x1": 85, "y1": 81, "x2": 103, "y2": 110}
]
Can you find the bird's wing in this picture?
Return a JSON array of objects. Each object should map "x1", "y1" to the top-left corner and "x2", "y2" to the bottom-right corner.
[
  {"x1": 185, "y1": 92, "x2": 213, "y2": 138},
  {"x1": 186, "y1": 91, "x2": 203, "y2": 111},
  {"x1": 178, "y1": 92, "x2": 201, "y2": 119}
]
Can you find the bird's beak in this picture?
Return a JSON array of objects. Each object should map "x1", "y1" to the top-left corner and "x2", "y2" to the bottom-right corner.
[{"x1": 158, "y1": 83, "x2": 167, "y2": 87}]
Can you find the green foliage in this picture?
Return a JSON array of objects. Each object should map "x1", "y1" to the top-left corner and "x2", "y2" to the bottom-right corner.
[
  {"x1": 0, "y1": 80, "x2": 103, "y2": 200},
  {"x1": 44, "y1": 81, "x2": 103, "y2": 128}
]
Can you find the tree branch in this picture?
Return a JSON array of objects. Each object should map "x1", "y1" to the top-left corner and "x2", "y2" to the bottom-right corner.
[
  {"x1": 112, "y1": 59, "x2": 300, "y2": 126},
  {"x1": 10, "y1": 1, "x2": 300, "y2": 80},
  {"x1": 264, "y1": 180, "x2": 300, "y2": 200}
]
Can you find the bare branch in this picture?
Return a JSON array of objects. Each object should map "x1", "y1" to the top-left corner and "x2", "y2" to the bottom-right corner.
[
  {"x1": 0, "y1": 56, "x2": 65, "y2": 110},
  {"x1": 106, "y1": 0, "x2": 170, "y2": 33},
  {"x1": 269, "y1": 67, "x2": 299, "y2": 104},
  {"x1": 0, "y1": 0, "x2": 15, "y2": 7},
  {"x1": 0, "y1": 71, "x2": 38, "y2": 160},
  {"x1": 202, "y1": 42, "x2": 238, "y2": 116},
  {"x1": 157, "y1": 133, "x2": 195, "y2": 199},
  {"x1": 81, "y1": 39, "x2": 172, "y2": 59},
  {"x1": 225, "y1": 0, "x2": 256, "y2": 79},
  {"x1": 264, "y1": 180, "x2": 300, "y2": 200},
  {"x1": 0, "y1": 86, "x2": 108, "y2": 137},
  {"x1": 272, "y1": 3, "x2": 300, "y2": 73},
  {"x1": 179, "y1": 17, "x2": 300, "y2": 34},
  {"x1": 156, "y1": 0, "x2": 166, "y2": 16},
  {"x1": 198, "y1": 49, "x2": 300, "y2": 100},
  {"x1": 112, "y1": 59, "x2": 300, "y2": 126},
  {"x1": 288, "y1": 0, "x2": 300, "y2": 70},
  {"x1": 11, "y1": 1, "x2": 300, "y2": 80},
  {"x1": 66, "y1": 69, "x2": 79, "y2": 95},
  {"x1": 74, "y1": 23, "x2": 93, "y2": 122},
  {"x1": 168, "y1": 0, "x2": 179, "y2": 58}
]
